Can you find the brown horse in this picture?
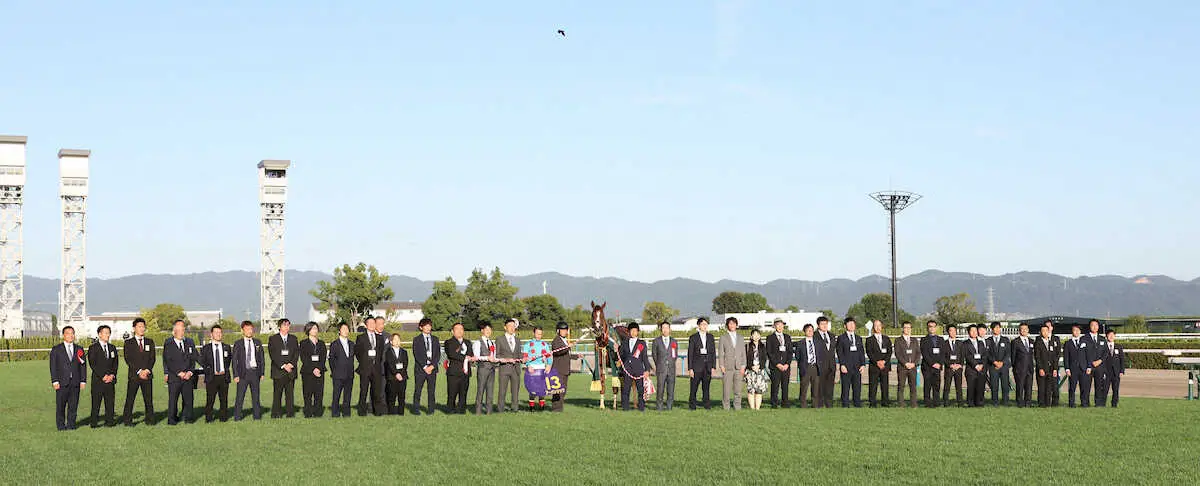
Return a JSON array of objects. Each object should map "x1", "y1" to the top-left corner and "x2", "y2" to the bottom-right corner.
[{"x1": 590, "y1": 301, "x2": 630, "y2": 409}]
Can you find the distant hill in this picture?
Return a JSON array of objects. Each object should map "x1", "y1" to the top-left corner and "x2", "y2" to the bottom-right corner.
[{"x1": 22, "y1": 270, "x2": 1200, "y2": 321}]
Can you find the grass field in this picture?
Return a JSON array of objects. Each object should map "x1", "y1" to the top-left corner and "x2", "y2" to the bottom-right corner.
[{"x1": 2, "y1": 360, "x2": 1197, "y2": 485}]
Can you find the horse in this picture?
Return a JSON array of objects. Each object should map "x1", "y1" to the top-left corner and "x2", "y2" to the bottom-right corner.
[{"x1": 589, "y1": 301, "x2": 630, "y2": 409}]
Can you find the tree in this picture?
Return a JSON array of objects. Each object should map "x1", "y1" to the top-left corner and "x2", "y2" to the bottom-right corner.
[
  {"x1": 712, "y1": 291, "x2": 772, "y2": 314},
  {"x1": 463, "y1": 267, "x2": 523, "y2": 330},
  {"x1": 309, "y1": 263, "x2": 395, "y2": 328},
  {"x1": 642, "y1": 301, "x2": 680, "y2": 327},
  {"x1": 216, "y1": 316, "x2": 238, "y2": 331},
  {"x1": 522, "y1": 294, "x2": 567, "y2": 330},
  {"x1": 141, "y1": 303, "x2": 187, "y2": 331},
  {"x1": 422, "y1": 277, "x2": 466, "y2": 331},
  {"x1": 784, "y1": 304, "x2": 801, "y2": 313},
  {"x1": 565, "y1": 305, "x2": 591, "y2": 331},
  {"x1": 820, "y1": 309, "x2": 837, "y2": 322},
  {"x1": 1123, "y1": 314, "x2": 1149, "y2": 333},
  {"x1": 934, "y1": 293, "x2": 987, "y2": 327},
  {"x1": 741, "y1": 292, "x2": 770, "y2": 313},
  {"x1": 845, "y1": 293, "x2": 915, "y2": 329}
]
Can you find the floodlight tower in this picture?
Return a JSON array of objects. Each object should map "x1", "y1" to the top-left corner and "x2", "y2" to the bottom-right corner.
[
  {"x1": 0, "y1": 136, "x2": 26, "y2": 338},
  {"x1": 258, "y1": 160, "x2": 289, "y2": 333},
  {"x1": 869, "y1": 190, "x2": 921, "y2": 330},
  {"x1": 60, "y1": 149, "x2": 90, "y2": 335}
]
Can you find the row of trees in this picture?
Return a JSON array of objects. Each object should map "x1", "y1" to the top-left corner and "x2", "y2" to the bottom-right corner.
[
  {"x1": 423, "y1": 267, "x2": 594, "y2": 331},
  {"x1": 710, "y1": 290, "x2": 984, "y2": 330}
]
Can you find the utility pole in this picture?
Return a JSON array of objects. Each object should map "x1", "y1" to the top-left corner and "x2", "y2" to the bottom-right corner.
[{"x1": 869, "y1": 191, "x2": 921, "y2": 330}]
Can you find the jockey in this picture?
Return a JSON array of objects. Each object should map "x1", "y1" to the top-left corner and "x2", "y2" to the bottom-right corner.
[{"x1": 522, "y1": 327, "x2": 552, "y2": 411}]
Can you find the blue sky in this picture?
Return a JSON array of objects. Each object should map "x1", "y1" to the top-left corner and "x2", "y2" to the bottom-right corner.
[{"x1": 1, "y1": 1, "x2": 1197, "y2": 283}]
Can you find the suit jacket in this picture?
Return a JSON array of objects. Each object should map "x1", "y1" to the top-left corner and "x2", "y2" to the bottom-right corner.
[
  {"x1": 792, "y1": 337, "x2": 818, "y2": 375},
  {"x1": 298, "y1": 338, "x2": 327, "y2": 376},
  {"x1": 652, "y1": 336, "x2": 678, "y2": 374},
  {"x1": 836, "y1": 332, "x2": 867, "y2": 370},
  {"x1": 618, "y1": 338, "x2": 651, "y2": 377},
  {"x1": 746, "y1": 340, "x2": 768, "y2": 371},
  {"x1": 384, "y1": 346, "x2": 409, "y2": 381},
  {"x1": 893, "y1": 336, "x2": 921, "y2": 366},
  {"x1": 199, "y1": 342, "x2": 232, "y2": 383},
  {"x1": 687, "y1": 332, "x2": 716, "y2": 371},
  {"x1": 813, "y1": 331, "x2": 836, "y2": 376},
  {"x1": 444, "y1": 337, "x2": 473, "y2": 377},
  {"x1": 1104, "y1": 343, "x2": 1125, "y2": 376},
  {"x1": 1082, "y1": 333, "x2": 1109, "y2": 370},
  {"x1": 50, "y1": 342, "x2": 87, "y2": 386},
  {"x1": 87, "y1": 341, "x2": 119, "y2": 382},
  {"x1": 162, "y1": 337, "x2": 197, "y2": 383},
  {"x1": 865, "y1": 334, "x2": 892, "y2": 371},
  {"x1": 412, "y1": 333, "x2": 442, "y2": 374},
  {"x1": 942, "y1": 337, "x2": 963, "y2": 367},
  {"x1": 919, "y1": 334, "x2": 944, "y2": 372},
  {"x1": 963, "y1": 339, "x2": 987, "y2": 376},
  {"x1": 268, "y1": 333, "x2": 300, "y2": 380},
  {"x1": 1063, "y1": 336, "x2": 1085, "y2": 372},
  {"x1": 719, "y1": 332, "x2": 746, "y2": 371},
  {"x1": 327, "y1": 337, "x2": 356, "y2": 381},
  {"x1": 765, "y1": 332, "x2": 792, "y2": 369},
  {"x1": 1010, "y1": 335, "x2": 1035, "y2": 374},
  {"x1": 123, "y1": 336, "x2": 156, "y2": 379},
  {"x1": 356, "y1": 332, "x2": 386, "y2": 376},
  {"x1": 985, "y1": 335, "x2": 1011, "y2": 368},
  {"x1": 550, "y1": 335, "x2": 571, "y2": 377},
  {"x1": 231, "y1": 337, "x2": 265, "y2": 380},
  {"x1": 1034, "y1": 336, "x2": 1060, "y2": 373}
]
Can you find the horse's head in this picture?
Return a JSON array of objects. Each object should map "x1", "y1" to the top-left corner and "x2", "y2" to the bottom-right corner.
[{"x1": 590, "y1": 301, "x2": 607, "y2": 334}]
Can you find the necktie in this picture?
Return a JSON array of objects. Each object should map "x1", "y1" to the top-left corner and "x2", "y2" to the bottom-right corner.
[
  {"x1": 369, "y1": 333, "x2": 376, "y2": 349},
  {"x1": 138, "y1": 338, "x2": 143, "y2": 351},
  {"x1": 66, "y1": 344, "x2": 72, "y2": 359},
  {"x1": 246, "y1": 339, "x2": 252, "y2": 366},
  {"x1": 425, "y1": 335, "x2": 432, "y2": 357},
  {"x1": 807, "y1": 340, "x2": 815, "y2": 364},
  {"x1": 215, "y1": 345, "x2": 223, "y2": 373}
]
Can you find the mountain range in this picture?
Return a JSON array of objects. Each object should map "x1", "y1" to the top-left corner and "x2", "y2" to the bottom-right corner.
[{"x1": 20, "y1": 270, "x2": 1200, "y2": 321}]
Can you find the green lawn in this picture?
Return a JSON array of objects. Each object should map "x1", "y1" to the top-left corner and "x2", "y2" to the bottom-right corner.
[{"x1": 1, "y1": 360, "x2": 1197, "y2": 484}]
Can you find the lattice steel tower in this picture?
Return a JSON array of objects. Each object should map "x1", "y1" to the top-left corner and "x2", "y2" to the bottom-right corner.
[
  {"x1": 59, "y1": 149, "x2": 90, "y2": 334},
  {"x1": 0, "y1": 136, "x2": 26, "y2": 338},
  {"x1": 869, "y1": 190, "x2": 921, "y2": 330},
  {"x1": 258, "y1": 160, "x2": 289, "y2": 332}
]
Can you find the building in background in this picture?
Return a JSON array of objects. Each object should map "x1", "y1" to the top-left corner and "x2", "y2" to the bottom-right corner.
[
  {"x1": 669, "y1": 310, "x2": 824, "y2": 332},
  {"x1": 85, "y1": 309, "x2": 223, "y2": 339},
  {"x1": 1, "y1": 310, "x2": 54, "y2": 338},
  {"x1": 307, "y1": 301, "x2": 424, "y2": 329}
]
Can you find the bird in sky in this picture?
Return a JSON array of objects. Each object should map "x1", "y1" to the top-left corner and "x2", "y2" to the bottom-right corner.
[{"x1": 557, "y1": 29, "x2": 566, "y2": 37}]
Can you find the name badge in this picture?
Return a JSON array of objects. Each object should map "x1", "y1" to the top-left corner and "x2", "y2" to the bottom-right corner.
[
  {"x1": 223, "y1": 351, "x2": 229, "y2": 358},
  {"x1": 700, "y1": 348, "x2": 708, "y2": 355},
  {"x1": 778, "y1": 345, "x2": 785, "y2": 352},
  {"x1": 974, "y1": 353, "x2": 981, "y2": 359},
  {"x1": 396, "y1": 363, "x2": 404, "y2": 370},
  {"x1": 1000, "y1": 343, "x2": 1005, "y2": 347},
  {"x1": 368, "y1": 349, "x2": 377, "y2": 357},
  {"x1": 906, "y1": 349, "x2": 913, "y2": 354},
  {"x1": 950, "y1": 355, "x2": 957, "y2": 360},
  {"x1": 110, "y1": 351, "x2": 116, "y2": 359},
  {"x1": 144, "y1": 344, "x2": 150, "y2": 352},
  {"x1": 932, "y1": 348, "x2": 940, "y2": 354},
  {"x1": 849, "y1": 345, "x2": 857, "y2": 352},
  {"x1": 1080, "y1": 344, "x2": 1087, "y2": 349},
  {"x1": 310, "y1": 355, "x2": 320, "y2": 362},
  {"x1": 281, "y1": 350, "x2": 290, "y2": 356}
]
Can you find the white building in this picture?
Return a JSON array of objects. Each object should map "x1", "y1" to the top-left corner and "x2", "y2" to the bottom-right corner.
[
  {"x1": 85, "y1": 309, "x2": 224, "y2": 339},
  {"x1": 669, "y1": 310, "x2": 823, "y2": 332},
  {"x1": 1, "y1": 310, "x2": 55, "y2": 338},
  {"x1": 308, "y1": 301, "x2": 424, "y2": 327}
]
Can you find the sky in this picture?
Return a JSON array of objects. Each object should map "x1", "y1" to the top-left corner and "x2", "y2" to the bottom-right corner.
[{"x1": 1, "y1": 1, "x2": 1197, "y2": 284}]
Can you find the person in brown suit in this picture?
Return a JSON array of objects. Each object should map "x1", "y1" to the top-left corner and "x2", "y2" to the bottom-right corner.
[{"x1": 893, "y1": 321, "x2": 921, "y2": 407}]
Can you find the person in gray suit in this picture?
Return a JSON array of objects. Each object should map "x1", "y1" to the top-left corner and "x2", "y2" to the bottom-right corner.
[
  {"x1": 718, "y1": 317, "x2": 746, "y2": 410},
  {"x1": 651, "y1": 321, "x2": 678, "y2": 411},
  {"x1": 495, "y1": 318, "x2": 523, "y2": 413},
  {"x1": 473, "y1": 322, "x2": 498, "y2": 414}
]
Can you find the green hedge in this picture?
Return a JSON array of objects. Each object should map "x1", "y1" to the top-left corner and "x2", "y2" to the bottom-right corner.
[{"x1": 1126, "y1": 352, "x2": 1200, "y2": 370}]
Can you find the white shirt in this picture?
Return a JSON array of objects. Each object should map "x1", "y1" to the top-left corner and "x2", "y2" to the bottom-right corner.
[
  {"x1": 339, "y1": 337, "x2": 350, "y2": 356},
  {"x1": 698, "y1": 332, "x2": 708, "y2": 351}
]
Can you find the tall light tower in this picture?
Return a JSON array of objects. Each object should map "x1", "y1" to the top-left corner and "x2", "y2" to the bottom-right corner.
[
  {"x1": 60, "y1": 149, "x2": 90, "y2": 335},
  {"x1": 0, "y1": 136, "x2": 26, "y2": 338},
  {"x1": 869, "y1": 190, "x2": 921, "y2": 330},
  {"x1": 258, "y1": 160, "x2": 289, "y2": 332}
]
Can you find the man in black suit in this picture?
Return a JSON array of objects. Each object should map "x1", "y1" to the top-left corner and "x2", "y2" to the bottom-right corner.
[
  {"x1": 384, "y1": 332, "x2": 409, "y2": 414},
  {"x1": 444, "y1": 322, "x2": 474, "y2": 414},
  {"x1": 794, "y1": 324, "x2": 819, "y2": 408},
  {"x1": 813, "y1": 317, "x2": 837, "y2": 408},
  {"x1": 50, "y1": 326, "x2": 87, "y2": 431},
  {"x1": 87, "y1": 324, "x2": 119, "y2": 427},
  {"x1": 1084, "y1": 319, "x2": 1110, "y2": 407},
  {"x1": 355, "y1": 317, "x2": 386, "y2": 416},
  {"x1": 619, "y1": 323, "x2": 651, "y2": 411},
  {"x1": 299, "y1": 321, "x2": 327, "y2": 417},
  {"x1": 199, "y1": 324, "x2": 232, "y2": 422},
  {"x1": 1034, "y1": 322, "x2": 1061, "y2": 407},
  {"x1": 837, "y1": 319, "x2": 866, "y2": 408},
  {"x1": 231, "y1": 321, "x2": 265, "y2": 420},
  {"x1": 865, "y1": 319, "x2": 891, "y2": 408},
  {"x1": 941, "y1": 325, "x2": 964, "y2": 407},
  {"x1": 411, "y1": 318, "x2": 441, "y2": 415},
  {"x1": 919, "y1": 320, "x2": 944, "y2": 408},
  {"x1": 163, "y1": 320, "x2": 197, "y2": 425},
  {"x1": 1103, "y1": 329, "x2": 1125, "y2": 408},
  {"x1": 122, "y1": 318, "x2": 156, "y2": 426},
  {"x1": 1010, "y1": 323, "x2": 1036, "y2": 407},
  {"x1": 268, "y1": 318, "x2": 300, "y2": 418},
  {"x1": 765, "y1": 318, "x2": 793, "y2": 408},
  {"x1": 686, "y1": 317, "x2": 717, "y2": 410},
  {"x1": 327, "y1": 322, "x2": 356, "y2": 417},
  {"x1": 1063, "y1": 324, "x2": 1087, "y2": 407},
  {"x1": 963, "y1": 325, "x2": 987, "y2": 407},
  {"x1": 985, "y1": 322, "x2": 1011, "y2": 406}
]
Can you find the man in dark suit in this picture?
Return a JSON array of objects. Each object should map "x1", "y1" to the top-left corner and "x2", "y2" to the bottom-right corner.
[
  {"x1": 87, "y1": 324, "x2": 119, "y2": 427},
  {"x1": 837, "y1": 319, "x2": 866, "y2": 408},
  {"x1": 50, "y1": 326, "x2": 87, "y2": 431},
  {"x1": 473, "y1": 322, "x2": 498, "y2": 414},
  {"x1": 1034, "y1": 322, "x2": 1061, "y2": 407},
  {"x1": 327, "y1": 322, "x2": 356, "y2": 417},
  {"x1": 299, "y1": 321, "x2": 327, "y2": 417},
  {"x1": 619, "y1": 323, "x2": 651, "y2": 411},
  {"x1": 1010, "y1": 323, "x2": 1036, "y2": 407},
  {"x1": 1084, "y1": 319, "x2": 1110, "y2": 407},
  {"x1": 686, "y1": 317, "x2": 717, "y2": 410},
  {"x1": 411, "y1": 318, "x2": 441, "y2": 415},
  {"x1": 163, "y1": 320, "x2": 197, "y2": 425},
  {"x1": 919, "y1": 320, "x2": 944, "y2": 408},
  {"x1": 355, "y1": 317, "x2": 386, "y2": 416},
  {"x1": 893, "y1": 321, "x2": 921, "y2": 408},
  {"x1": 985, "y1": 322, "x2": 1012, "y2": 406},
  {"x1": 1101, "y1": 329, "x2": 1123, "y2": 407},
  {"x1": 199, "y1": 324, "x2": 232, "y2": 422},
  {"x1": 963, "y1": 325, "x2": 987, "y2": 407},
  {"x1": 383, "y1": 331, "x2": 409, "y2": 414},
  {"x1": 651, "y1": 321, "x2": 678, "y2": 411},
  {"x1": 765, "y1": 318, "x2": 793, "y2": 408},
  {"x1": 865, "y1": 319, "x2": 891, "y2": 407},
  {"x1": 495, "y1": 318, "x2": 522, "y2": 413},
  {"x1": 122, "y1": 318, "x2": 156, "y2": 426},
  {"x1": 793, "y1": 324, "x2": 819, "y2": 408},
  {"x1": 549, "y1": 322, "x2": 572, "y2": 412},
  {"x1": 444, "y1": 322, "x2": 474, "y2": 414},
  {"x1": 813, "y1": 317, "x2": 837, "y2": 408},
  {"x1": 231, "y1": 321, "x2": 265, "y2": 420},
  {"x1": 268, "y1": 318, "x2": 300, "y2": 418},
  {"x1": 941, "y1": 325, "x2": 964, "y2": 407},
  {"x1": 1063, "y1": 324, "x2": 1087, "y2": 407}
]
